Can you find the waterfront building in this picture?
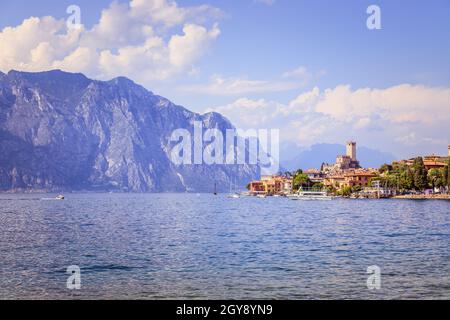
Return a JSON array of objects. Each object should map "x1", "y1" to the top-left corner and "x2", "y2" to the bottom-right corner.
[
  {"x1": 394, "y1": 158, "x2": 447, "y2": 170},
  {"x1": 360, "y1": 185, "x2": 395, "y2": 198},
  {"x1": 423, "y1": 160, "x2": 447, "y2": 170},
  {"x1": 393, "y1": 145, "x2": 449, "y2": 170},
  {"x1": 304, "y1": 169, "x2": 325, "y2": 183},
  {"x1": 323, "y1": 174, "x2": 346, "y2": 189},
  {"x1": 249, "y1": 181, "x2": 266, "y2": 194},
  {"x1": 323, "y1": 169, "x2": 377, "y2": 190},
  {"x1": 343, "y1": 170, "x2": 377, "y2": 188},
  {"x1": 249, "y1": 175, "x2": 293, "y2": 195}
]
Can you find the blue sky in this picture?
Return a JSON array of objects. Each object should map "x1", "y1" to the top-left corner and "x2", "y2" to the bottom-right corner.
[{"x1": 1, "y1": 0, "x2": 449, "y2": 158}]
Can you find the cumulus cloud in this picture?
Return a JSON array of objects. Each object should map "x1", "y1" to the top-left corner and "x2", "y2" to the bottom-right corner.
[
  {"x1": 314, "y1": 84, "x2": 450, "y2": 125},
  {"x1": 0, "y1": 0, "x2": 222, "y2": 83},
  {"x1": 208, "y1": 84, "x2": 450, "y2": 156}
]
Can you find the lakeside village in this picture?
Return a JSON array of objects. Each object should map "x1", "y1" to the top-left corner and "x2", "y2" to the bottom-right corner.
[{"x1": 245, "y1": 142, "x2": 450, "y2": 200}]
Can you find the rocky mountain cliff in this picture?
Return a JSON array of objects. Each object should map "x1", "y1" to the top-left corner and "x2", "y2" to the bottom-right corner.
[{"x1": 0, "y1": 70, "x2": 259, "y2": 192}]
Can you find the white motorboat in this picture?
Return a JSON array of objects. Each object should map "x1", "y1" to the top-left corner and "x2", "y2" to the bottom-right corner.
[{"x1": 288, "y1": 190, "x2": 332, "y2": 201}]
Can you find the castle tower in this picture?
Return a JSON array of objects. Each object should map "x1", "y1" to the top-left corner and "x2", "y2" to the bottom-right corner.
[
  {"x1": 346, "y1": 141, "x2": 357, "y2": 161},
  {"x1": 448, "y1": 145, "x2": 450, "y2": 157}
]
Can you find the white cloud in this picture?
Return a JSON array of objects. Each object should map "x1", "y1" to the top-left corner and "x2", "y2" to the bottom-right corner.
[
  {"x1": 314, "y1": 84, "x2": 450, "y2": 125},
  {"x1": 0, "y1": 0, "x2": 222, "y2": 83},
  {"x1": 180, "y1": 66, "x2": 322, "y2": 96},
  {"x1": 181, "y1": 74, "x2": 300, "y2": 95},
  {"x1": 206, "y1": 97, "x2": 285, "y2": 127},
  {"x1": 169, "y1": 23, "x2": 220, "y2": 67},
  {"x1": 129, "y1": 0, "x2": 223, "y2": 27},
  {"x1": 281, "y1": 66, "x2": 326, "y2": 87},
  {"x1": 208, "y1": 84, "x2": 450, "y2": 156},
  {"x1": 286, "y1": 86, "x2": 320, "y2": 113},
  {"x1": 282, "y1": 66, "x2": 309, "y2": 78}
]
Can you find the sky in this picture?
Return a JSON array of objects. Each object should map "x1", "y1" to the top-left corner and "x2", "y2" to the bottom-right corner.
[{"x1": 0, "y1": 0, "x2": 449, "y2": 159}]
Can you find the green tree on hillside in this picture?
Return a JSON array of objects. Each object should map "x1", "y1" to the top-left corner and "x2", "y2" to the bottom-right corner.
[
  {"x1": 311, "y1": 182, "x2": 324, "y2": 191},
  {"x1": 427, "y1": 168, "x2": 444, "y2": 189},
  {"x1": 292, "y1": 170, "x2": 311, "y2": 191},
  {"x1": 412, "y1": 157, "x2": 427, "y2": 191},
  {"x1": 447, "y1": 158, "x2": 450, "y2": 187},
  {"x1": 398, "y1": 167, "x2": 414, "y2": 191},
  {"x1": 444, "y1": 157, "x2": 450, "y2": 193},
  {"x1": 326, "y1": 185, "x2": 337, "y2": 195},
  {"x1": 338, "y1": 186, "x2": 352, "y2": 197},
  {"x1": 370, "y1": 173, "x2": 397, "y2": 189},
  {"x1": 379, "y1": 164, "x2": 392, "y2": 174}
]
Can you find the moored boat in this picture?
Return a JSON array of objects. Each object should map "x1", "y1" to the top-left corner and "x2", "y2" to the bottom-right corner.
[
  {"x1": 227, "y1": 177, "x2": 240, "y2": 198},
  {"x1": 288, "y1": 190, "x2": 332, "y2": 201}
]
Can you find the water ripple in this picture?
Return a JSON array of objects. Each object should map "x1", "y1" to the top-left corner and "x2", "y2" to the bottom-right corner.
[{"x1": 0, "y1": 193, "x2": 449, "y2": 299}]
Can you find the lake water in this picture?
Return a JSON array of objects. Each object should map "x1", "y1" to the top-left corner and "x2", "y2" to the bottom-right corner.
[{"x1": 0, "y1": 193, "x2": 449, "y2": 300}]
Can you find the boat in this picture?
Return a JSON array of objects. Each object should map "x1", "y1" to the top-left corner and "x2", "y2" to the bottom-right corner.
[
  {"x1": 56, "y1": 195, "x2": 65, "y2": 200},
  {"x1": 288, "y1": 190, "x2": 332, "y2": 201},
  {"x1": 256, "y1": 194, "x2": 267, "y2": 199},
  {"x1": 227, "y1": 177, "x2": 240, "y2": 198}
]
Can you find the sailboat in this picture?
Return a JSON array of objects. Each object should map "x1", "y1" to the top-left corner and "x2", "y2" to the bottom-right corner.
[
  {"x1": 213, "y1": 182, "x2": 218, "y2": 195},
  {"x1": 228, "y1": 177, "x2": 240, "y2": 198}
]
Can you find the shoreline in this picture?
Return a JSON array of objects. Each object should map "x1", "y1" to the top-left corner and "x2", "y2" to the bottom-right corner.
[
  {"x1": 1, "y1": 191, "x2": 450, "y2": 201},
  {"x1": 392, "y1": 194, "x2": 450, "y2": 200}
]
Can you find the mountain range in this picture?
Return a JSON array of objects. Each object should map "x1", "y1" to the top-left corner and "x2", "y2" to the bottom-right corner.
[{"x1": 0, "y1": 70, "x2": 258, "y2": 192}]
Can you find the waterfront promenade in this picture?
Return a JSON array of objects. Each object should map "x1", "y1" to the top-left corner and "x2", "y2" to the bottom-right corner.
[{"x1": 393, "y1": 194, "x2": 450, "y2": 200}]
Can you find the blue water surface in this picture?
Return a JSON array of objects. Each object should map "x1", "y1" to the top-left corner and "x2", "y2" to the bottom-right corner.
[{"x1": 0, "y1": 193, "x2": 449, "y2": 299}]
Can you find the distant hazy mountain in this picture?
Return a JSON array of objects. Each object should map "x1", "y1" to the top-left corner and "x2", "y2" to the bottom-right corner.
[
  {"x1": 0, "y1": 70, "x2": 258, "y2": 192},
  {"x1": 282, "y1": 143, "x2": 395, "y2": 171}
]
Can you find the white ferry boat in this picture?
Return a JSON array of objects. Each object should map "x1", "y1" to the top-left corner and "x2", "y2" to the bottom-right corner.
[{"x1": 288, "y1": 190, "x2": 332, "y2": 201}]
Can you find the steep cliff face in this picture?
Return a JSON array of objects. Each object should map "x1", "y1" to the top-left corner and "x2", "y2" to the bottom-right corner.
[{"x1": 0, "y1": 70, "x2": 259, "y2": 192}]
